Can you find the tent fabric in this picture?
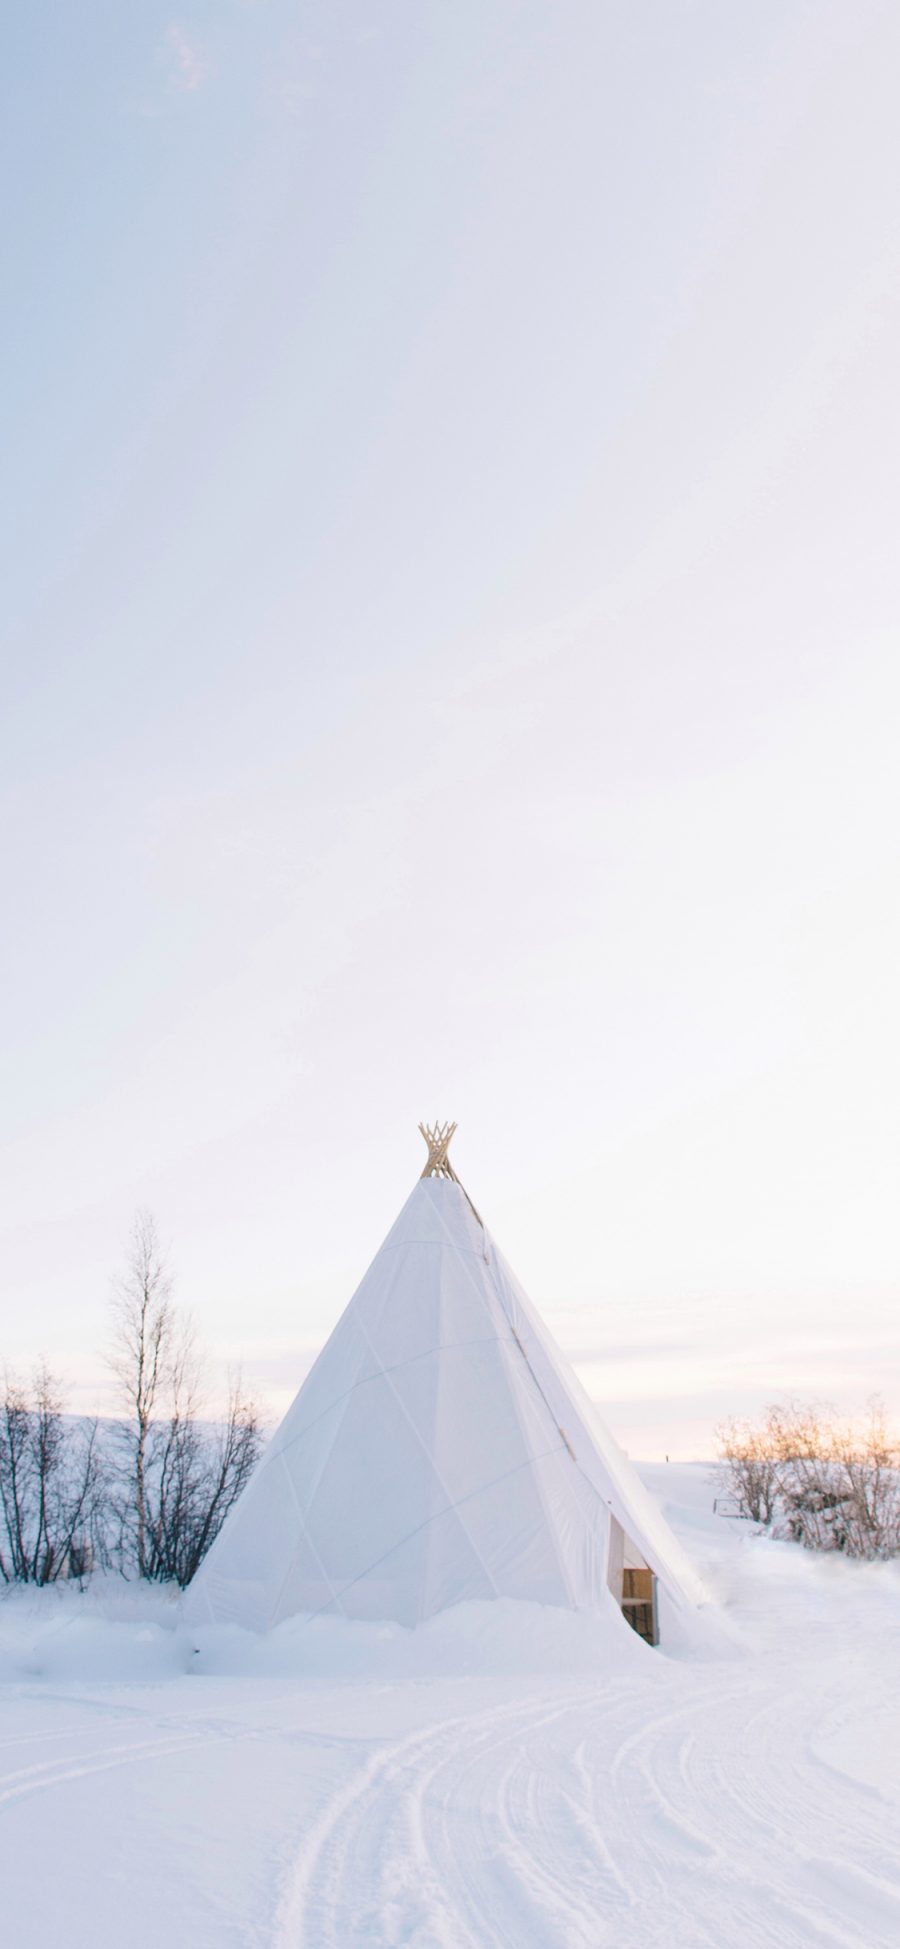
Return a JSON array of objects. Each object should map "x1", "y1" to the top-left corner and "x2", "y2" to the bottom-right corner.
[{"x1": 185, "y1": 1176, "x2": 706, "y2": 1632}]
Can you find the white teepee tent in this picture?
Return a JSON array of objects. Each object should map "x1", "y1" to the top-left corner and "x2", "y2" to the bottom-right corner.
[{"x1": 186, "y1": 1127, "x2": 706, "y2": 1637}]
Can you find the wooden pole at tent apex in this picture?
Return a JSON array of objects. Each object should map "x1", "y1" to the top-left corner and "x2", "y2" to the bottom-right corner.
[
  {"x1": 419, "y1": 1121, "x2": 460, "y2": 1181},
  {"x1": 418, "y1": 1121, "x2": 486, "y2": 1237}
]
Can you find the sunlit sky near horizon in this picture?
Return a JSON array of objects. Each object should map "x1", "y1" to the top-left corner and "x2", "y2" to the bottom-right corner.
[{"x1": 3, "y1": 1, "x2": 900, "y2": 1459}]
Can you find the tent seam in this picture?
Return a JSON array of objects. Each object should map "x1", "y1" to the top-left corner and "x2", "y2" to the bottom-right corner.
[
  {"x1": 270, "y1": 1333, "x2": 512, "y2": 1466},
  {"x1": 266, "y1": 1451, "x2": 343, "y2": 1627},
  {"x1": 300, "y1": 1440, "x2": 570, "y2": 1626},
  {"x1": 348, "y1": 1295, "x2": 506, "y2": 1609}
]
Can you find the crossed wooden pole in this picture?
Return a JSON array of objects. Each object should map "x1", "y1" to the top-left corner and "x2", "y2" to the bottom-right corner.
[
  {"x1": 418, "y1": 1120, "x2": 460, "y2": 1180},
  {"x1": 417, "y1": 1121, "x2": 485, "y2": 1236}
]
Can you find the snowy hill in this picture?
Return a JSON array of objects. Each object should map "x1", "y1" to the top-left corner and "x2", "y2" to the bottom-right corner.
[{"x1": 1, "y1": 1462, "x2": 898, "y2": 1947}]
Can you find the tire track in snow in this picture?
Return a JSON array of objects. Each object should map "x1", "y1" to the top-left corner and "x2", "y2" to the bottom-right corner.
[
  {"x1": 272, "y1": 1664, "x2": 900, "y2": 1949},
  {"x1": 613, "y1": 1669, "x2": 900, "y2": 1948},
  {"x1": 397, "y1": 1691, "x2": 618, "y2": 1949},
  {"x1": 272, "y1": 1689, "x2": 596, "y2": 1949},
  {"x1": 0, "y1": 1733, "x2": 210, "y2": 1809},
  {"x1": 274, "y1": 1680, "x2": 698, "y2": 1948}
]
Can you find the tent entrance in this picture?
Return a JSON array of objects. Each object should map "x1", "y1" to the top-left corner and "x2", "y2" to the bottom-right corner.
[
  {"x1": 607, "y1": 1516, "x2": 660, "y2": 1646},
  {"x1": 621, "y1": 1567, "x2": 659, "y2": 1645}
]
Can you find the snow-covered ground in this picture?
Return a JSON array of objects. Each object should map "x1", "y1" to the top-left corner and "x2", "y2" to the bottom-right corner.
[{"x1": 1, "y1": 1463, "x2": 898, "y2": 1948}]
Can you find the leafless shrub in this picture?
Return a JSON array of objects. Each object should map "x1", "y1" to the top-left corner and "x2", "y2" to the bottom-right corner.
[
  {"x1": 716, "y1": 1397, "x2": 900, "y2": 1559},
  {"x1": 0, "y1": 1365, "x2": 104, "y2": 1584},
  {"x1": 827, "y1": 1400, "x2": 900, "y2": 1559},
  {"x1": 713, "y1": 1415, "x2": 778, "y2": 1524}
]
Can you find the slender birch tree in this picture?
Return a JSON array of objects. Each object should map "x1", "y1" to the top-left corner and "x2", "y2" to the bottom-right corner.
[{"x1": 108, "y1": 1210, "x2": 174, "y2": 1577}]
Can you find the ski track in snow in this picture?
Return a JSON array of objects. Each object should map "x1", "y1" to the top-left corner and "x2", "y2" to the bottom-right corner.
[{"x1": 272, "y1": 1668, "x2": 900, "y2": 1949}]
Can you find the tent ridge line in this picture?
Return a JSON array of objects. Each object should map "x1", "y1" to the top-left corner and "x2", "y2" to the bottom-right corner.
[
  {"x1": 438, "y1": 1231, "x2": 580, "y2": 1479},
  {"x1": 495, "y1": 1322, "x2": 580, "y2": 1609},
  {"x1": 403, "y1": 1188, "x2": 624, "y2": 1547},
  {"x1": 505, "y1": 1300, "x2": 676, "y2": 1563},
  {"x1": 490, "y1": 1280, "x2": 627, "y2": 1528}
]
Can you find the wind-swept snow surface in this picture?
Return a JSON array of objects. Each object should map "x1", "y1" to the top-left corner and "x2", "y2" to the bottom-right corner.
[{"x1": 1, "y1": 1465, "x2": 899, "y2": 1948}]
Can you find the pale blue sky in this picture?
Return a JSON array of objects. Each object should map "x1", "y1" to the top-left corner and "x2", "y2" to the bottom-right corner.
[{"x1": 3, "y1": 2, "x2": 899, "y2": 1455}]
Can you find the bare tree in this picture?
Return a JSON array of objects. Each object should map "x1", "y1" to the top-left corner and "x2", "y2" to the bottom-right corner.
[
  {"x1": 0, "y1": 1366, "x2": 103, "y2": 1584},
  {"x1": 146, "y1": 1373, "x2": 261, "y2": 1587},
  {"x1": 0, "y1": 1377, "x2": 30, "y2": 1582},
  {"x1": 107, "y1": 1212, "x2": 263, "y2": 1584},
  {"x1": 108, "y1": 1211, "x2": 174, "y2": 1577},
  {"x1": 183, "y1": 1374, "x2": 261, "y2": 1584}
]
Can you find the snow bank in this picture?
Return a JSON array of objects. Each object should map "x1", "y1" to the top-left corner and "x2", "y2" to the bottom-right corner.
[
  {"x1": 189, "y1": 1591, "x2": 658, "y2": 1680},
  {"x1": 0, "y1": 1577, "x2": 657, "y2": 1685},
  {"x1": 3, "y1": 1464, "x2": 897, "y2": 1687},
  {"x1": 0, "y1": 1575, "x2": 185, "y2": 1683}
]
